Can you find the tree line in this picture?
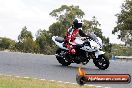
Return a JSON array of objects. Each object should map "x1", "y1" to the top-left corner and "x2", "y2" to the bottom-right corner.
[{"x1": 0, "y1": 0, "x2": 132, "y2": 57}]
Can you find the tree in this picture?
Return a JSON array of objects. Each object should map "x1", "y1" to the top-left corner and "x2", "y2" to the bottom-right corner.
[
  {"x1": 18, "y1": 26, "x2": 33, "y2": 42},
  {"x1": 49, "y1": 5, "x2": 85, "y2": 37},
  {"x1": 50, "y1": 5, "x2": 85, "y2": 23},
  {"x1": 36, "y1": 29, "x2": 54, "y2": 54},
  {"x1": 0, "y1": 37, "x2": 16, "y2": 50},
  {"x1": 8, "y1": 39, "x2": 16, "y2": 51},
  {"x1": 112, "y1": 0, "x2": 132, "y2": 46},
  {"x1": 17, "y1": 26, "x2": 37, "y2": 53},
  {"x1": 82, "y1": 19, "x2": 92, "y2": 32},
  {"x1": 88, "y1": 16, "x2": 102, "y2": 38},
  {"x1": 0, "y1": 37, "x2": 10, "y2": 49},
  {"x1": 49, "y1": 22, "x2": 65, "y2": 37},
  {"x1": 112, "y1": 44, "x2": 132, "y2": 56}
]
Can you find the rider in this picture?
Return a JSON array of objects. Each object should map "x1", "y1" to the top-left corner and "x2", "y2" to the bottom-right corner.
[{"x1": 64, "y1": 18, "x2": 89, "y2": 54}]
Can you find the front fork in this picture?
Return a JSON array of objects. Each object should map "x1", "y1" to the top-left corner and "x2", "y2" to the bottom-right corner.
[{"x1": 95, "y1": 51, "x2": 105, "y2": 58}]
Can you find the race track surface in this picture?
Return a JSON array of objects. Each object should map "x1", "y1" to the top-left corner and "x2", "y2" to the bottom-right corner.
[{"x1": 0, "y1": 51, "x2": 131, "y2": 88}]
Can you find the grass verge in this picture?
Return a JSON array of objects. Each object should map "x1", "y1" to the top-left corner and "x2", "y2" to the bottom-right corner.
[{"x1": 0, "y1": 75, "x2": 96, "y2": 88}]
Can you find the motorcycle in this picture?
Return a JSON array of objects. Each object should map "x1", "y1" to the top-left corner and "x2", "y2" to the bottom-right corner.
[{"x1": 52, "y1": 32, "x2": 109, "y2": 70}]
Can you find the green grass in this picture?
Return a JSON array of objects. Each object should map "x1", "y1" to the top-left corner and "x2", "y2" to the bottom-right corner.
[{"x1": 0, "y1": 75, "x2": 96, "y2": 88}]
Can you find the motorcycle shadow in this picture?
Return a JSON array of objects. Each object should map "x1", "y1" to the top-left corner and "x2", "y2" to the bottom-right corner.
[{"x1": 52, "y1": 64, "x2": 110, "y2": 72}]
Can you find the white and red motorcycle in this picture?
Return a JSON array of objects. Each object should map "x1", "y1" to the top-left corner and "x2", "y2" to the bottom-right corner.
[{"x1": 52, "y1": 33, "x2": 109, "y2": 70}]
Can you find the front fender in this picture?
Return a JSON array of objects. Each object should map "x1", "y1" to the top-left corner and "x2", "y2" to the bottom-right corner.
[{"x1": 95, "y1": 51, "x2": 105, "y2": 58}]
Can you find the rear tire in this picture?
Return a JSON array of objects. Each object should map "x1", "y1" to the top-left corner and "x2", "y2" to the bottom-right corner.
[
  {"x1": 56, "y1": 48, "x2": 71, "y2": 66},
  {"x1": 93, "y1": 55, "x2": 109, "y2": 70}
]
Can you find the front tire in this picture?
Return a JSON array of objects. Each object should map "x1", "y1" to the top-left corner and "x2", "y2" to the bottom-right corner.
[
  {"x1": 93, "y1": 55, "x2": 109, "y2": 70},
  {"x1": 56, "y1": 48, "x2": 71, "y2": 66}
]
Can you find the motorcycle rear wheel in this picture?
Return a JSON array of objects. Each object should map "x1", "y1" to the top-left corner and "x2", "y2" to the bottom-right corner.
[{"x1": 56, "y1": 48, "x2": 71, "y2": 66}]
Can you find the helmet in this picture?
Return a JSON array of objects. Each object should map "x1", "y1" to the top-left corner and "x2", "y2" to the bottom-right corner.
[{"x1": 73, "y1": 18, "x2": 83, "y2": 29}]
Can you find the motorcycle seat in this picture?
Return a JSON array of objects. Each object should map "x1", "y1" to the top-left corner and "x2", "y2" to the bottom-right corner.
[{"x1": 55, "y1": 37, "x2": 64, "y2": 43}]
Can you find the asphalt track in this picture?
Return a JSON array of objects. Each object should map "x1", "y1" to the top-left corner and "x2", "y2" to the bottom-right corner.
[{"x1": 0, "y1": 51, "x2": 132, "y2": 88}]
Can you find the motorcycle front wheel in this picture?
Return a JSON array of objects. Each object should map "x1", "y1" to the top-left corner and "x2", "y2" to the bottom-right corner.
[{"x1": 93, "y1": 55, "x2": 109, "y2": 70}]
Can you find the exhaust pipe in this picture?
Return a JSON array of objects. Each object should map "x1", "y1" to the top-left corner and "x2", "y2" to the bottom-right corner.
[
  {"x1": 55, "y1": 54, "x2": 63, "y2": 58},
  {"x1": 55, "y1": 54, "x2": 59, "y2": 56}
]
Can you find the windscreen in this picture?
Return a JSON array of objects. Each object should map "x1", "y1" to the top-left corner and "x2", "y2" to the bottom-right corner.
[{"x1": 89, "y1": 32, "x2": 98, "y2": 42}]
